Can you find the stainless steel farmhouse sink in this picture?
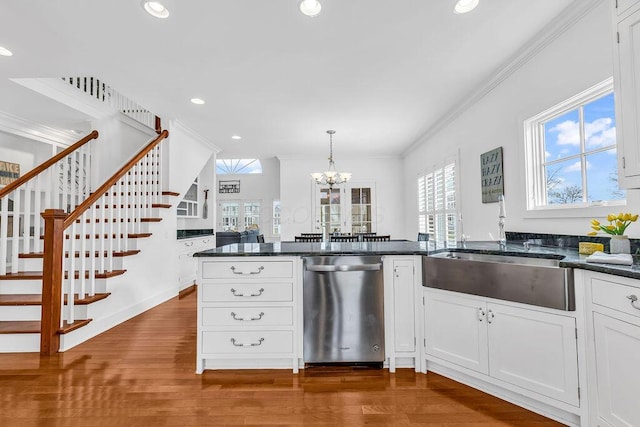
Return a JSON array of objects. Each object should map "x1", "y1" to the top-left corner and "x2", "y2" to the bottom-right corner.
[{"x1": 423, "y1": 251, "x2": 574, "y2": 311}]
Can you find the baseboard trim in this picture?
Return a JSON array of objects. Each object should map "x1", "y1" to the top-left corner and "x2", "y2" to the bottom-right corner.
[{"x1": 179, "y1": 284, "x2": 197, "y2": 299}]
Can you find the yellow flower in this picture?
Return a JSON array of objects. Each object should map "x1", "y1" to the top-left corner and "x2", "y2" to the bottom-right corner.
[
  {"x1": 588, "y1": 212, "x2": 638, "y2": 236},
  {"x1": 587, "y1": 231, "x2": 598, "y2": 236}
]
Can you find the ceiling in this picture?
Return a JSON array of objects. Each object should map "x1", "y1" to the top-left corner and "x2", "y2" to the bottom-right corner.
[{"x1": 0, "y1": 0, "x2": 578, "y2": 158}]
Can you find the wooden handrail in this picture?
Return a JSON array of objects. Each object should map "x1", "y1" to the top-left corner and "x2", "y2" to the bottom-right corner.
[
  {"x1": 0, "y1": 130, "x2": 99, "y2": 198},
  {"x1": 63, "y1": 129, "x2": 169, "y2": 229}
]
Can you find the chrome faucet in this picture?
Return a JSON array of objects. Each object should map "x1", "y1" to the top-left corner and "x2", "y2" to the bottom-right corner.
[
  {"x1": 498, "y1": 194, "x2": 506, "y2": 250},
  {"x1": 459, "y1": 213, "x2": 467, "y2": 248}
]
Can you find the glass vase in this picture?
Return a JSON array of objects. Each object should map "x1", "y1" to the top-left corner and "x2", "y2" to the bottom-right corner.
[{"x1": 609, "y1": 235, "x2": 631, "y2": 254}]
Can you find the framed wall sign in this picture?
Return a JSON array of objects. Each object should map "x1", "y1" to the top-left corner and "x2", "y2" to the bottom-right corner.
[
  {"x1": 219, "y1": 180, "x2": 240, "y2": 194},
  {"x1": 480, "y1": 147, "x2": 504, "y2": 203},
  {"x1": 0, "y1": 161, "x2": 20, "y2": 186}
]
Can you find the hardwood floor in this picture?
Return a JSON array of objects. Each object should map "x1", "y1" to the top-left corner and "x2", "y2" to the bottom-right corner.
[{"x1": 0, "y1": 292, "x2": 563, "y2": 426}]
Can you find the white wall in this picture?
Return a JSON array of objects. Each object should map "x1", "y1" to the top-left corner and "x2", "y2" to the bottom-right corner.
[
  {"x1": 279, "y1": 155, "x2": 405, "y2": 241},
  {"x1": 403, "y1": 1, "x2": 640, "y2": 240},
  {"x1": 90, "y1": 115, "x2": 155, "y2": 186},
  {"x1": 216, "y1": 157, "x2": 280, "y2": 240},
  {"x1": 0, "y1": 131, "x2": 54, "y2": 175}
]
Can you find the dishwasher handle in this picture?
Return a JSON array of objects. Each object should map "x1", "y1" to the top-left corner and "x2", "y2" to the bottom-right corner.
[{"x1": 306, "y1": 263, "x2": 382, "y2": 272}]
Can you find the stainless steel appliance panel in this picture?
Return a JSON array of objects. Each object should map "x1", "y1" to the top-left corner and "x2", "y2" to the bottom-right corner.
[{"x1": 303, "y1": 256, "x2": 384, "y2": 363}]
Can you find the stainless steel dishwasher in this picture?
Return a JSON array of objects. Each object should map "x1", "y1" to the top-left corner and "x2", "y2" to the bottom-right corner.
[{"x1": 303, "y1": 256, "x2": 385, "y2": 364}]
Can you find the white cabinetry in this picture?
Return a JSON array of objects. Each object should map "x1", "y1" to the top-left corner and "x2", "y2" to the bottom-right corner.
[
  {"x1": 177, "y1": 235, "x2": 214, "y2": 290},
  {"x1": 612, "y1": 0, "x2": 640, "y2": 187},
  {"x1": 424, "y1": 289, "x2": 580, "y2": 407},
  {"x1": 196, "y1": 257, "x2": 301, "y2": 373},
  {"x1": 383, "y1": 256, "x2": 421, "y2": 372},
  {"x1": 583, "y1": 271, "x2": 640, "y2": 427}
]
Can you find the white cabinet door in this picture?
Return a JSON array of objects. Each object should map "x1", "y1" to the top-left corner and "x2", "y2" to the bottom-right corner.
[
  {"x1": 424, "y1": 291, "x2": 488, "y2": 374},
  {"x1": 615, "y1": 5, "x2": 640, "y2": 186},
  {"x1": 392, "y1": 259, "x2": 415, "y2": 353},
  {"x1": 593, "y1": 312, "x2": 640, "y2": 427},
  {"x1": 487, "y1": 303, "x2": 579, "y2": 406}
]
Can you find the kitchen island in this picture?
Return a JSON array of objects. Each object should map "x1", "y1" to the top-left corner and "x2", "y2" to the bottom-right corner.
[{"x1": 194, "y1": 240, "x2": 640, "y2": 427}]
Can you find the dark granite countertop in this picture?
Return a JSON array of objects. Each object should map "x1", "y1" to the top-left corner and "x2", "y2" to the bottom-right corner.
[
  {"x1": 177, "y1": 229, "x2": 214, "y2": 240},
  {"x1": 194, "y1": 240, "x2": 640, "y2": 281}
]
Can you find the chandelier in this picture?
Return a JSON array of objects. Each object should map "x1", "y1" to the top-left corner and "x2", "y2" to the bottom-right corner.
[{"x1": 311, "y1": 130, "x2": 352, "y2": 188}]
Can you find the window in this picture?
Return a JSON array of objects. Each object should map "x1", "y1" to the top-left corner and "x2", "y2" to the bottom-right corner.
[
  {"x1": 216, "y1": 159, "x2": 262, "y2": 174},
  {"x1": 221, "y1": 202, "x2": 239, "y2": 231},
  {"x1": 314, "y1": 183, "x2": 376, "y2": 236},
  {"x1": 524, "y1": 78, "x2": 625, "y2": 210},
  {"x1": 350, "y1": 188, "x2": 372, "y2": 234},
  {"x1": 417, "y1": 161, "x2": 456, "y2": 247},
  {"x1": 273, "y1": 200, "x2": 281, "y2": 236},
  {"x1": 244, "y1": 201, "x2": 260, "y2": 228}
]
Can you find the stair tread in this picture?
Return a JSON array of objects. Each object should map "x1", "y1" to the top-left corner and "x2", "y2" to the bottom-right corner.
[
  {"x1": 0, "y1": 293, "x2": 111, "y2": 306},
  {"x1": 40, "y1": 233, "x2": 153, "y2": 239},
  {"x1": 59, "y1": 319, "x2": 92, "y2": 334},
  {"x1": 19, "y1": 250, "x2": 141, "y2": 259},
  {"x1": 0, "y1": 321, "x2": 40, "y2": 334},
  {"x1": 0, "y1": 270, "x2": 126, "y2": 280},
  {"x1": 162, "y1": 191, "x2": 180, "y2": 196}
]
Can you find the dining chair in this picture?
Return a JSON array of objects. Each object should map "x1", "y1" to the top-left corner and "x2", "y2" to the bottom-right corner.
[
  {"x1": 301, "y1": 233, "x2": 323, "y2": 237},
  {"x1": 257, "y1": 234, "x2": 265, "y2": 243},
  {"x1": 417, "y1": 232, "x2": 429, "y2": 242},
  {"x1": 295, "y1": 236, "x2": 323, "y2": 242},
  {"x1": 363, "y1": 235, "x2": 391, "y2": 242},
  {"x1": 330, "y1": 235, "x2": 359, "y2": 242}
]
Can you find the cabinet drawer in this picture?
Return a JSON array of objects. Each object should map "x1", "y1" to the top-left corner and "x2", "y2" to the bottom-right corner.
[
  {"x1": 202, "y1": 330, "x2": 293, "y2": 354},
  {"x1": 202, "y1": 306, "x2": 293, "y2": 326},
  {"x1": 201, "y1": 282, "x2": 293, "y2": 302},
  {"x1": 592, "y1": 278, "x2": 640, "y2": 319},
  {"x1": 202, "y1": 260, "x2": 293, "y2": 279}
]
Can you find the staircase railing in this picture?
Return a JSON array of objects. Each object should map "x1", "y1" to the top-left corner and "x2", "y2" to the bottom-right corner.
[
  {"x1": 40, "y1": 130, "x2": 169, "y2": 355},
  {"x1": 0, "y1": 131, "x2": 99, "y2": 276}
]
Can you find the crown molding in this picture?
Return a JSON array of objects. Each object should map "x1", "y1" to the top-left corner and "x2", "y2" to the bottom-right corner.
[
  {"x1": 0, "y1": 111, "x2": 78, "y2": 145},
  {"x1": 403, "y1": 0, "x2": 605, "y2": 157}
]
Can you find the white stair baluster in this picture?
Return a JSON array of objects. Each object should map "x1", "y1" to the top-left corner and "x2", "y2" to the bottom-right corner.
[
  {"x1": 23, "y1": 184, "x2": 32, "y2": 255},
  {"x1": 33, "y1": 174, "x2": 42, "y2": 253},
  {"x1": 0, "y1": 195, "x2": 8, "y2": 275},
  {"x1": 10, "y1": 187, "x2": 21, "y2": 274}
]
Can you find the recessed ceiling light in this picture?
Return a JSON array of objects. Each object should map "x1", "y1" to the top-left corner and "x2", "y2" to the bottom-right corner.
[
  {"x1": 299, "y1": 0, "x2": 322, "y2": 17},
  {"x1": 454, "y1": 0, "x2": 479, "y2": 14},
  {"x1": 142, "y1": 1, "x2": 169, "y2": 19},
  {"x1": 190, "y1": 98, "x2": 205, "y2": 105},
  {"x1": 231, "y1": 135, "x2": 242, "y2": 140},
  {"x1": 0, "y1": 46, "x2": 13, "y2": 57}
]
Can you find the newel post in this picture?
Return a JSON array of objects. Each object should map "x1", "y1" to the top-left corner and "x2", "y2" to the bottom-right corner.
[{"x1": 40, "y1": 209, "x2": 67, "y2": 355}]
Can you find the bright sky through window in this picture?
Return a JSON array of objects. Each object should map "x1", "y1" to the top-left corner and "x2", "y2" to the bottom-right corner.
[
  {"x1": 216, "y1": 159, "x2": 262, "y2": 174},
  {"x1": 542, "y1": 92, "x2": 624, "y2": 205}
]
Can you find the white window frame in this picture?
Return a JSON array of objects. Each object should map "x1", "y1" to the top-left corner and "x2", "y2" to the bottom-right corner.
[
  {"x1": 524, "y1": 77, "x2": 625, "y2": 217},
  {"x1": 417, "y1": 158, "x2": 457, "y2": 247}
]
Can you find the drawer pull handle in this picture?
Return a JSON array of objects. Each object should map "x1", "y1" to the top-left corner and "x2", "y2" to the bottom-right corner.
[
  {"x1": 230, "y1": 312, "x2": 265, "y2": 321},
  {"x1": 230, "y1": 337, "x2": 264, "y2": 347},
  {"x1": 230, "y1": 266, "x2": 265, "y2": 275},
  {"x1": 627, "y1": 294, "x2": 640, "y2": 310},
  {"x1": 230, "y1": 288, "x2": 265, "y2": 297},
  {"x1": 487, "y1": 309, "x2": 495, "y2": 324},
  {"x1": 477, "y1": 307, "x2": 485, "y2": 322}
]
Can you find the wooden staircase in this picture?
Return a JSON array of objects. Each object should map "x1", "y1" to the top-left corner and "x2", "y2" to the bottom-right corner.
[{"x1": 0, "y1": 130, "x2": 174, "y2": 354}]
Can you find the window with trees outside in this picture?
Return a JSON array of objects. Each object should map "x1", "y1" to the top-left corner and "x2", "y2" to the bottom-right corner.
[
  {"x1": 524, "y1": 78, "x2": 625, "y2": 209},
  {"x1": 417, "y1": 161, "x2": 457, "y2": 247}
]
